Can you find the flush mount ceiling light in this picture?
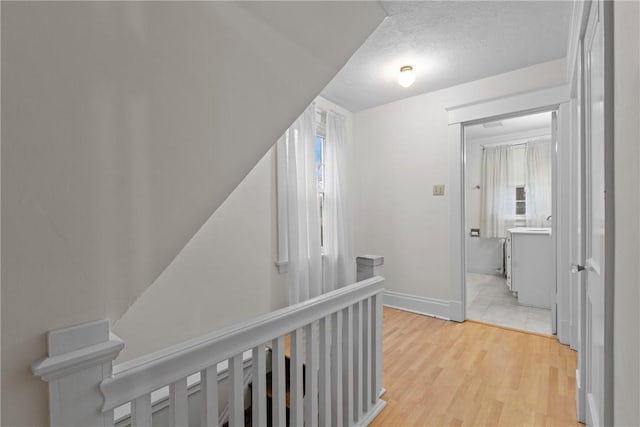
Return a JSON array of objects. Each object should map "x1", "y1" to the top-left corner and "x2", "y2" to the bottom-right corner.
[{"x1": 397, "y1": 65, "x2": 416, "y2": 88}]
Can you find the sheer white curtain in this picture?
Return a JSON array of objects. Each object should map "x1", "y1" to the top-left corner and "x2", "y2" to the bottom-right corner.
[
  {"x1": 277, "y1": 104, "x2": 323, "y2": 304},
  {"x1": 480, "y1": 145, "x2": 516, "y2": 238},
  {"x1": 323, "y1": 111, "x2": 355, "y2": 292},
  {"x1": 524, "y1": 140, "x2": 552, "y2": 227}
]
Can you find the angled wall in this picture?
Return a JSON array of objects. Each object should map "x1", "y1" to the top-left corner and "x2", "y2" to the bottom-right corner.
[
  {"x1": 1, "y1": 2, "x2": 384, "y2": 425},
  {"x1": 112, "y1": 147, "x2": 287, "y2": 362}
]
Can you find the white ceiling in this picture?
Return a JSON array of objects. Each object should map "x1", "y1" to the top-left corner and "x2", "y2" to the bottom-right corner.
[
  {"x1": 465, "y1": 111, "x2": 552, "y2": 140},
  {"x1": 321, "y1": 1, "x2": 572, "y2": 112}
]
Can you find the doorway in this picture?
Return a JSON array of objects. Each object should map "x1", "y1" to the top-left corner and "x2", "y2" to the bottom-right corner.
[
  {"x1": 463, "y1": 111, "x2": 556, "y2": 334},
  {"x1": 446, "y1": 86, "x2": 570, "y2": 332}
]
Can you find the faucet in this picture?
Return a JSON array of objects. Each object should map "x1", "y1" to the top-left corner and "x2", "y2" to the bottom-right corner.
[{"x1": 546, "y1": 215, "x2": 552, "y2": 221}]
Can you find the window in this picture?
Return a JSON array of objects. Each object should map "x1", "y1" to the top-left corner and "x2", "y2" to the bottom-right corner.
[
  {"x1": 515, "y1": 185, "x2": 526, "y2": 215},
  {"x1": 275, "y1": 105, "x2": 351, "y2": 281},
  {"x1": 314, "y1": 135, "x2": 326, "y2": 247}
]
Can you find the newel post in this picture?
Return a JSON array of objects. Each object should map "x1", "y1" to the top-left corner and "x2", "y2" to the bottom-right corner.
[
  {"x1": 356, "y1": 255, "x2": 384, "y2": 281},
  {"x1": 356, "y1": 255, "x2": 385, "y2": 403},
  {"x1": 32, "y1": 320, "x2": 124, "y2": 427}
]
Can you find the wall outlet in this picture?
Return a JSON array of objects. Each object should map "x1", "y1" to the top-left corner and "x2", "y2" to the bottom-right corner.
[{"x1": 433, "y1": 184, "x2": 445, "y2": 196}]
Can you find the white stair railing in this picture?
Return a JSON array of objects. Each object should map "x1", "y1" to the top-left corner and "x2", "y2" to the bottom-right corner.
[{"x1": 33, "y1": 256, "x2": 386, "y2": 427}]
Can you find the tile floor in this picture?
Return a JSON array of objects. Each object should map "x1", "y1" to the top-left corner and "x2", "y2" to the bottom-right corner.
[{"x1": 466, "y1": 273, "x2": 552, "y2": 335}]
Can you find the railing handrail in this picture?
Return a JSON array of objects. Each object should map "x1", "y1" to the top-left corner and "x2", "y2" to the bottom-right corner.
[{"x1": 100, "y1": 276, "x2": 384, "y2": 412}]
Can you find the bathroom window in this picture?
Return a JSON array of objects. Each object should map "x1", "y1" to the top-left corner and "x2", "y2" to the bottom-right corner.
[{"x1": 515, "y1": 186, "x2": 526, "y2": 215}]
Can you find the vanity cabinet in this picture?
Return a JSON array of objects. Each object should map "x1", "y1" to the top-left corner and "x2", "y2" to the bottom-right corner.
[{"x1": 506, "y1": 228, "x2": 554, "y2": 309}]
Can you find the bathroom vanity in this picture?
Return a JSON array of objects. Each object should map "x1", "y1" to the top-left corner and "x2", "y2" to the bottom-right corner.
[{"x1": 506, "y1": 227, "x2": 554, "y2": 309}]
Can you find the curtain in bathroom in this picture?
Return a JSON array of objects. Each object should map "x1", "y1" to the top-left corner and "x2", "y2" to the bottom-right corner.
[
  {"x1": 323, "y1": 111, "x2": 355, "y2": 292},
  {"x1": 524, "y1": 140, "x2": 552, "y2": 227},
  {"x1": 276, "y1": 104, "x2": 323, "y2": 304},
  {"x1": 480, "y1": 145, "x2": 516, "y2": 238}
]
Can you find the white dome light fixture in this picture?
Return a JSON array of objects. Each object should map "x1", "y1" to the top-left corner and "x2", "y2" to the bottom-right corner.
[{"x1": 397, "y1": 65, "x2": 416, "y2": 88}]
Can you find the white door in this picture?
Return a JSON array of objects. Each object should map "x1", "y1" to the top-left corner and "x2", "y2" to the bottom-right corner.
[
  {"x1": 573, "y1": 43, "x2": 587, "y2": 423},
  {"x1": 550, "y1": 111, "x2": 558, "y2": 336},
  {"x1": 582, "y1": 0, "x2": 613, "y2": 425}
]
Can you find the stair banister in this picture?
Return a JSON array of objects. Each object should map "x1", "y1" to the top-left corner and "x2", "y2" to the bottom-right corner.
[
  {"x1": 33, "y1": 255, "x2": 386, "y2": 427},
  {"x1": 99, "y1": 276, "x2": 383, "y2": 412}
]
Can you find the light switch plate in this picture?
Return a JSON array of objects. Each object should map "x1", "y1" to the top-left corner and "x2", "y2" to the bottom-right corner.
[{"x1": 433, "y1": 184, "x2": 445, "y2": 196}]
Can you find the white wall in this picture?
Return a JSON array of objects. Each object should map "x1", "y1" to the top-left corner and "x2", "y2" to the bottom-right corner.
[
  {"x1": 113, "y1": 148, "x2": 287, "y2": 362},
  {"x1": 352, "y1": 59, "x2": 566, "y2": 303},
  {"x1": 465, "y1": 136, "x2": 504, "y2": 274},
  {"x1": 465, "y1": 138, "x2": 484, "y2": 233},
  {"x1": 1, "y1": 3, "x2": 384, "y2": 425},
  {"x1": 613, "y1": 1, "x2": 640, "y2": 424}
]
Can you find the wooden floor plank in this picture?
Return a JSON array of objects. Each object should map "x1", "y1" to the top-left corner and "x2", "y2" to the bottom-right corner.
[{"x1": 372, "y1": 308, "x2": 582, "y2": 426}]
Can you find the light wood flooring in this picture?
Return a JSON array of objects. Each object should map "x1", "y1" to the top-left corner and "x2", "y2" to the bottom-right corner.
[{"x1": 371, "y1": 307, "x2": 580, "y2": 426}]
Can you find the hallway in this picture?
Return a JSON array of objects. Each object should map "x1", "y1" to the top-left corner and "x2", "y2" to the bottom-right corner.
[{"x1": 371, "y1": 307, "x2": 579, "y2": 426}]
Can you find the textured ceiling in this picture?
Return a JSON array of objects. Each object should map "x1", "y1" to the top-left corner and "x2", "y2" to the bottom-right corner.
[{"x1": 321, "y1": 1, "x2": 572, "y2": 112}]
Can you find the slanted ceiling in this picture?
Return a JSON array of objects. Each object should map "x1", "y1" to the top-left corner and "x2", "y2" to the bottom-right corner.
[{"x1": 322, "y1": 1, "x2": 572, "y2": 111}]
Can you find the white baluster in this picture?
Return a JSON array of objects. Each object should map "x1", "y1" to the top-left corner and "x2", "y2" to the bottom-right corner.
[
  {"x1": 229, "y1": 354, "x2": 244, "y2": 427},
  {"x1": 331, "y1": 310, "x2": 344, "y2": 427},
  {"x1": 374, "y1": 293, "x2": 383, "y2": 402},
  {"x1": 342, "y1": 306, "x2": 354, "y2": 426},
  {"x1": 318, "y1": 316, "x2": 331, "y2": 426},
  {"x1": 353, "y1": 301, "x2": 363, "y2": 421},
  {"x1": 132, "y1": 394, "x2": 152, "y2": 427},
  {"x1": 200, "y1": 366, "x2": 218, "y2": 427},
  {"x1": 252, "y1": 345, "x2": 267, "y2": 427},
  {"x1": 271, "y1": 336, "x2": 286, "y2": 427},
  {"x1": 290, "y1": 328, "x2": 304, "y2": 426},
  {"x1": 170, "y1": 377, "x2": 188, "y2": 427},
  {"x1": 305, "y1": 322, "x2": 319, "y2": 427},
  {"x1": 363, "y1": 297, "x2": 372, "y2": 413}
]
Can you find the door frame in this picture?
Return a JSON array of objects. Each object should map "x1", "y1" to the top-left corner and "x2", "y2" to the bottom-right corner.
[{"x1": 446, "y1": 85, "x2": 570, "y2": 323}]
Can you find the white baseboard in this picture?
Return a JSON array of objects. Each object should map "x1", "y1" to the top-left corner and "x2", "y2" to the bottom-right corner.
[
  {"x1": 356, "y1": 399, "x2": 388, "y2": 427},
  {"x1": 383, "y1": 291, "x2": 450, "y2": 320},
  {"x1": 448, "y1": 300, "x2": 464, "y2": 322},
  {"x1": 558, "y1": 319, "x2": 571, "y2": 345}
]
